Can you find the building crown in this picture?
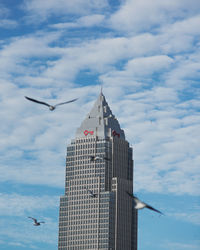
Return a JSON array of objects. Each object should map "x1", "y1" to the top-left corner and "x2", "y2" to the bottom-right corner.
[{"x1": 76, "y1": 92, "x2": 125, "y2": 139}]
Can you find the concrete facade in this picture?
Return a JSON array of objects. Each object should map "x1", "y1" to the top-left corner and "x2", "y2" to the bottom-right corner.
[{"x1": 58, "y1": 93, "x2": 137, "y2": 249}]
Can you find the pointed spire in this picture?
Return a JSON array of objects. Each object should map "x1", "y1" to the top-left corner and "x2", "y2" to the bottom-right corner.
[
  {"x1": 100, "y1": 85, "x2": 103, "y2": 95},
  {"x1": 76, "y1": 94, "x2": 125, "y2": 140}
]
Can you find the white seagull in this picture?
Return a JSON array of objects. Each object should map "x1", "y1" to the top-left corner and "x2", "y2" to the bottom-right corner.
[
  {"x1": 86, "y1": 189, "x2": 98, "y2": 198},
  {"x1": 126, "y1": 192, "x2": 163, "y2": 215},
  {"x1": 28, "y1": 217, "x2": 45, "y2": 226},
  {"x1": 25, "y1": 96, "x2": 78, "y2": 111},
  {"x1": 89, "y1": 155, "x2": 110, "y2": 162}
]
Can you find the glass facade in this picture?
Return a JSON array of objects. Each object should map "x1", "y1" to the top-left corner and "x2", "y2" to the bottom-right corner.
[
  {"x1": 59, "y1": 138, "x2": 115, "y2": 249},
  {"x1": 58, "y1": 93, "x2": 137, "y2": 250}
]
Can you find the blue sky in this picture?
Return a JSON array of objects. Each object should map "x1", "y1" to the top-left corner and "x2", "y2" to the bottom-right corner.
[{"x1": 0, "y1": 0, "x2": 200, "y2": 249}]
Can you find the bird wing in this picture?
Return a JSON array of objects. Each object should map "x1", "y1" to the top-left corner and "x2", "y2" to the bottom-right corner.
[
  {"x1": 95, "y1": 156, "x2": 102, "y2": 160},
  {"x1": 126, "y1": 192, "x2": 146, "y2": 208},
  {"x1": 126, "y1": 191, "x2": 134, "y2": 198},
  {"x1": 54, "y1": 98, "x2": 78, "y2": 107},
  {"x1": 126, "y1": 191, "x2": 163, "y2": 214},
  {"x1": 87, "y1": 189, "x2": 93, "y2": 194},
  {"x1": 90, "y1": 156, "x2": 95, "y2": 161},
  {"x1": 28, "y1": 217, "x2": 37, "y2": 223},
  {"x1": 88, "y1": 190, "x2": 97, "y2": 197},
  {"x1": 25, "y1": 96, "x2": 50, "y2": 107},
  {"x1": 145, "y1": 204, "x2": 163, "y2": 215},
  {"x1": 39, "y1": 221, "x2": 45, "y2": 224}
]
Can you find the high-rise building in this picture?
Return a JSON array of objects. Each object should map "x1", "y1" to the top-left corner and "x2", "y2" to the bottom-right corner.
[{"x1": 58, "y1": 93, "x2": 137, "y2": 250}]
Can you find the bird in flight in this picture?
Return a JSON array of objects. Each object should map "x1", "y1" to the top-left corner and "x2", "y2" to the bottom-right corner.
[
  {"x1": 28, "y1": 217, "x2": 45, "y2": 226},
  {"x1": 89, "y1": 155, "x2": 110, "y2": 162},
  {"x1": 25, "y1": 96, "x2": 78, "y2": 111},
  {"x1": 126, "y1": 192, "x2": 163, "y2": 215},
  {"x1": 86, "y1": 189, "x2": 98, "y2": 198}
]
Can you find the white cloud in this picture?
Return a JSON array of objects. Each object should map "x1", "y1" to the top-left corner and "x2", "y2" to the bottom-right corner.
[
  {"x1": 106, "y1": 83, "x2": 200, "y2": 196},
  {"x1": 165, "y1": 241, "x2": 200, "y2": 250},
  {"x1": 0, "y1": 19, "x2": 18, "y2": 28},
  {"x1": 0, "y1": 193, "x2": 58, "y2": 246},
  {"x1": 162, "y1": 14, "x2": 200, "y2": 36},
  {"x1": 0, "y1": 4, "x2": 10, "y2": 17},
  {"x1": 0, "y1": 0, "x2": 199, "y2": 198},
  {"x1": 124, "y1": 55, "x2": 174, "y2": 76},
  {"x1": 0, "y1": 193, "x2": 59, "y2": 216},
  {"x1": 169, "y1": 210, "x2": 200, "y2": 225},
  {"x1": 0, "y1": 3, "x2": 18, "y2": 29},
  {"x1": 22, "y1": 0, "x2": 109, "y2": 22},
  {"x1": 0, "y1": 1, "x2": 199, "y2": 250},
  {"x1": 102, "y1": 55, "x2": 174, "y2": 81},
  {"x1": 0, "y1": 216, "x2": 58, "y2": 247},
  {"x1": 51, "y1": 14, "x2": 105, "y2": 29},
  {"x1": 109, "y1": 0, "x2": 200, "y2": 33},
  {"x1": 0, "y1": 31, "x2": 63, "y2": 80},
  {"x1": 1, "y1": 66, "x2": 199, "y2": 196},
  {"x1": 0, "y1": 82, "x2": 99, "y2": 187},
  {"x1": 165, "y1": 52, "x2": 200, "y2": 89}
]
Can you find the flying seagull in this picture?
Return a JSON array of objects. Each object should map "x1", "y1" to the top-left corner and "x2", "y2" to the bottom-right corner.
[
  {"x1": 89, "y1": 155, "x2": 110, "y2": 162},
  {"x1": 126, "y1": 192, "x2": 163, "y2": 215},
  {"x1": 25, "y1": 96, "x2": 78, "y2": 111},
  {"x1": 86, "y1": 189, "x2": 98, "y2": 198},
  {"x1": 28, "y1": 217, "x2": 45, "y2": 226}
]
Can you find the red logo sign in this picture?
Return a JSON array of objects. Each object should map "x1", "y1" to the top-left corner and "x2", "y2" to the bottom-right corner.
[
  {"x1": 112, "y1": 130, "x2": 120, "y2": 138},
  {"x1": 84, "y1": 130, "x2": 94, "y2": 136}
]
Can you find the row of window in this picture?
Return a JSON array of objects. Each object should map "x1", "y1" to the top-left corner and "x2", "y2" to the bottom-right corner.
[
  {"x1": 59, "y1": 240, "x2": 98, "y2": 247},
  {"x1": 67, "y1": 183, "x2": 99, "y2": 190},
  {"x1": 67, "y1": 210, "x2": 99, "y2": 216},
  {"x1": 60, "y1": 211, "x2": 109, "y2": 221},
  {"x1": 67, "y1": 153, "x2": 108, "y2": 160},
  {"x1": 66, "y1": 168, "x2": 106, "y2": 176},
  {"x1": 61, "y1": 224, "x2": 99, "y2": 231},
  {"x1": 59, "y1": 193, "x2": 112, "y2": 206},
  {"x1": 66, "y1": 175, "x2": 105, "y2": 183},
  {"x1": 74, "y1": 137, "x2": 100, "y2": 144},
  {"x1": 59, "y1": 219, "x2": 109, "y2": 230},
  {"x1": 62, "y1": 197, "x2": 98, "y2": 204},
  {"x1": 60, "y1": 233, "x2": 109, "y2": 243},
  {"x1": 59, "y1": 227, "x2": 109, "y2": 237},
  {"x1": 66, "y1": 166, "x2": 106, "y2": 174},
  {"x1": 70, "y1": 175, "x2": 103, "y2": 181},
  {"x1": 61, "y1": 234, "x2": 99, "y2": 241},
  {"x1": 66, "y1": 184, "x2": 105, "y2": 194},
  {"x1": 60, "y1": 198, "x2": 111, "y2": 208},
  {"x1": 73, "y1": 142, "x2": 109, "y2": 150},
  {"x1": 59, "y1": 244, "x2": 109, "y2": 250},
  {"x1": 68, "y1": 206, "x2": 99, "y2": 212},
  {"x1": 67, "y1": 148, "x2": 107, "y2": 159},
  {"x1": 66, "y1": 159, "x2": 109, "y2": 166},
  {"x1": 60, "y1": 197, "x2": 98, "y2": 205},
  {"x1": 61, "y1": 192, "x2": 111, "y2": 199},
  {"x1": 59, "y1": 219, "x2": 99, "y2": 227},
  {"x1": 67, "y1": 208, "x2": 109, "y2": 217},
  {"x1": 60, "y1": 200, "x2": 110, "y2": 209},
  {"x1": 66, "y1": 173, "x2": 105, "y2": 180},
  {"x1": 59, "y1": 231, "x2": 97, "y2": 237},
  {"x1": 63, "y1": 211, "x2": 99, "y2": 217},
  {"x1": 67, "y1": 178, "x2": 99, "y2": 185},
  {"x1": 66, "y1": 178, "x2": 104, "y2": 186},
  {"x1": 66, "y1": 162, "x2": 105, "y2": 170},
  {"x1": 59, "y1": 229, "x2": 98, "y2": 235}
]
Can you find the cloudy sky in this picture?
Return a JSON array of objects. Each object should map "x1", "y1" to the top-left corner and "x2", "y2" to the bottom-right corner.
[{"x1": 0, "y1": 0, "x2": 200, "y2": 249}]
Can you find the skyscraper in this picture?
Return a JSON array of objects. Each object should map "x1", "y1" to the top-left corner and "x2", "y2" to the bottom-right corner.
[{"x1": 58, "y1": 93, "x2": 137, "y2": 250}]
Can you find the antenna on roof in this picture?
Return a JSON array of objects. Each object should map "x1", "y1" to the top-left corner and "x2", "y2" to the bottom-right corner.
[{"x1": 100, "y1": 84, "x2": 103, "y2": 95}]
